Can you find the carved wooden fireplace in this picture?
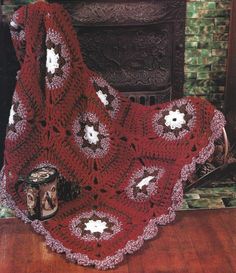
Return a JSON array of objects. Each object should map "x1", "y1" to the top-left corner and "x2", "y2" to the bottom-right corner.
[{"x1": 55, "y1": 0, "x2": 187, "y2": 105}]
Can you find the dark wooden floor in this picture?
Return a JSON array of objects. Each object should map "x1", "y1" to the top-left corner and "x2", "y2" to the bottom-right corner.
[{"x1": 0, "y1": 209, "x2": 236, "y2": 273}]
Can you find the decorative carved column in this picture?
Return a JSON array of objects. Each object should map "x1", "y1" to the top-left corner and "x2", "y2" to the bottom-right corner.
[{"x1": 55, "y1": 0, "x2": 186, "y2": 105}]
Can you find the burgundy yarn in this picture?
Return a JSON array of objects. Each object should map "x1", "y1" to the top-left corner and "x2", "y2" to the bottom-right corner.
[{"x1": 0, "y1": 2, "x2": 226, "y2": 270}]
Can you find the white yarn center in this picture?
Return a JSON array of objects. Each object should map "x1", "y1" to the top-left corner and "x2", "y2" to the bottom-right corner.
[
  {"x1": 164, "y1": 109, "x2": 186, "y2": 130},
  {"x1": 84, "y1": 125, "x2": 99, "y2": 144},
  {"x1": 46, "y1": 48, "x2": 59, "y2": 74},
  {"x1": 9, "y1": 104, "x2": 16, "y2": 125},
  {"x1": 96, "y1": 90, "x2": 109, "y2": 106},
  {"x1": 10, "y1": 20, "x2": 18, "y2": 29},
  {"x1": 136, "y1": 176, "x2": 155, "y2": 189},
  {"x1": 85, "y1": 219, "x2": 107, "y2": 234}
]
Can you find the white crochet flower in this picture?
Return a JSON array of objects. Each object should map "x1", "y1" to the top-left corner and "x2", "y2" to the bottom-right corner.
[
  {"x1": 164, "y1": 109, "x2": 186, "y2": 130},
  {"x1": 10, "y1": 20, "x2": 18, "y2": 29},
  {"x1": 96, "y1": 90, "x2": 109, "y2": 106},
  {"x1": 8, "y1": 104, "x2": 16, "y2": 125},
  {"x1": 84, "y1": 219, "x2": 107, "y2": 234},
  {"x1": 136, "y1": 176, "x2": 155, "y2": 189},
  {"x1": 84, "y1": 125, "x2": 99, "y2": 144},
  {"x1": 46, "y1": 48, "x2": 60, "y2": 74}
]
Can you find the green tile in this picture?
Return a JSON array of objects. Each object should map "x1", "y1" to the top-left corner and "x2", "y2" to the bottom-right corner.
[
  {"x1": 201, "y1": 49, "x2": 212, "y2": 57},
  {"x1": 3, "y1": 0, "x2": 34, "y2": 3},
  {"x1": 211, "y1": 42, "x2": 228, "y2": 49},
  {"x1": 187, "y1": 11, "x2": 198, "y2": 19},
  {"x1": 187, "y1": 198, "x2": 225, "y2": 209},
  {"x1": 185, "y1": 56, "x2": 199, "y2": 65},
  {"x1": 2, "y1": 5, "x2": 18, "y2": 15},
  {"x1": 210, "y1": 71, "x2": 226, "y2": 82},
  {"x1": 213, "y1": 33, "x2": 229, "y2": 41},
  {"x1": 0, "y1": 205, "x2": 15, "y2": 218},
  {"x1": 189, "y1": 186, "x2": 236, "y2": 198},
  {"x1": 197, "y1": 72, "x2": 210, "y2": 80},
  {"x1": 185, "y1": 41, "x2": 199, "y2": 48},
  {"x1": 197, "y1": 56, "x2": 215, "y2": 65},
  {"x1": 186, "y1": 25, "x2": 201, "y2": 35},
  {"x1": 215, "y1": 18, "x2": 230, "y2": 26},
  {"x1": 207, "y1": 2, "x2": 217, "y2": 9},
  {"x1": 187, "y1": 2, "x2": 197, "y2": 13},
  {"x1": 216, "y1": 2, "x2": 231, "y2": 9},
  {"x1": 185, "y1": 72, "x2": 198, "y2": 79},
  {"x1": 200, "y1": 25, "x2": 215, "y2": 33},
  {"x1": 203, "y1": 9, "x2": 230, "y2": 18},
  {"x1": 184, "y1": 79, "x2": 219, "y2": 95},
  {"x1": 184, "y1": 193, "x2": 201, "y2": 200},
  {"x1": 185, "y1": 34, "x2": 214, "y2": 43},
  {"x1": 214, "y1": 56, "x2": 227, "y2": 65},
  {"x1": 184, "y1": 83, "x2": 209, "y2": 96},
  {"x1": 211, "y1": 49, "x2": 227, "y2": 56},
  {"x1": 214, "y1": 25, "x2": 230, "y2": 34},
  {"x1": 185, "y1": 49, "x2": 197, "y2": 58},
  {"x1": 185, "y1": 65, "x2": 211, "y2": 75},
  {"x1": 211, "y1": 180, "x2": 236, "y2": 187},
  {"x1": 185, "y1": 49, "x2": 204, "y2": 59},
  {"x1": 208, "y1": 92, "x2": 225, "y2": 106}
]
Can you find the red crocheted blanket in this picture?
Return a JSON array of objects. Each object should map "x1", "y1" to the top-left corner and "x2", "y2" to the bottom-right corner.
[{"x1": 0, "y1": 2, "x2": 225, "y2": 270}]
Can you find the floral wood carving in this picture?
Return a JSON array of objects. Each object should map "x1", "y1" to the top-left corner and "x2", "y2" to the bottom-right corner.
[{"x1": 52, "y1": 0, "x2": 186, "y2": 103}]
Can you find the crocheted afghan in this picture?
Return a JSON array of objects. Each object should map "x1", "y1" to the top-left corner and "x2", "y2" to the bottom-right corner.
[{"x1": 0, "y1": 2, "x2": 226, "y2": 270}]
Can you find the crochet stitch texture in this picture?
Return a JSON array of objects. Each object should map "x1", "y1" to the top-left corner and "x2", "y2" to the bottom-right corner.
[{"x1": 0, "y1": 2, "x2": 226, "y2": 270}]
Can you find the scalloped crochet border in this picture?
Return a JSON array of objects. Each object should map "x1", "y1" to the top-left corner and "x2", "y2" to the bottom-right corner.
[{"x1": 0, "y1": 109, "x2": 225, "y2": 270}]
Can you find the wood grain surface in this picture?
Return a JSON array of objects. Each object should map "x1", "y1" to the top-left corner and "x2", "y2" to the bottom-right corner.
[{"x1": 0, "y1": 209, "x2": 236, "y2": 273}]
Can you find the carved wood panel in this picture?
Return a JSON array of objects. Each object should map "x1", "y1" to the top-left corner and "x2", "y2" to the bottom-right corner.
[
  {"x1": 77, "y1": 24, "x2": 171, "y2": 91},
  {"x1": 53, "y1": 0, "x2": 186, "y2": 104}
]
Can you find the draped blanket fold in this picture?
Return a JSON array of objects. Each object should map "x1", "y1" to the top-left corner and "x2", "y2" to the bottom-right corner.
[{"x1": 0, "y1": 2, "x2": 225, "y2": 270}]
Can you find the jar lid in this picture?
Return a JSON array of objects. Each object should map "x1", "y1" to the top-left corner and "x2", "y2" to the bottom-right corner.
[{"x1": 27, "y1": 167, "x2": 58, "y2": 185}]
